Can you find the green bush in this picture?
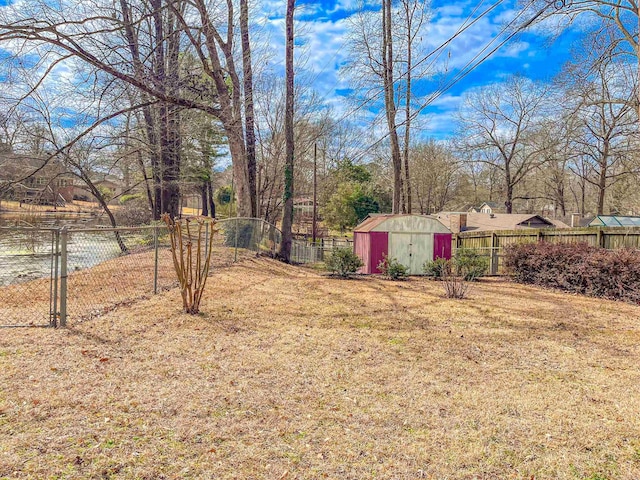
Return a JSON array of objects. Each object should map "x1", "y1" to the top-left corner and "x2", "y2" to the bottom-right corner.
[
  {"x1": 423, "y1": 257, "x2": 449, "y2": 279},
  {"x1": 378, "y1": 254, "x2": 408, "y2": 280},
  {"x1": 454, "y1": 248, "x2": 488, "y2": 281},
  {"x1": 119, "y1": 193, "x2": 143, "y2": 204},
  {"x1": 325, "y1": 247, "x2": 363, "y2": 278}
]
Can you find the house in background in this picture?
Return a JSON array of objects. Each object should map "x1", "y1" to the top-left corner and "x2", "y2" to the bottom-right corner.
[
  {"x1": 73, "y1": 173, "x2": 127, "y2": 204},
  {"x1": 437, "y1": 212, "x2": 569, "y2": 233},
  {"x1": 467, "y1": 201, "x2": 505, "y2": 214},
  {"x1": 0, "y1": 153, "x2": 75, "y2": 206},
  {"x1": 354, "y1": 214, "x2": 452, "y2": 275}
]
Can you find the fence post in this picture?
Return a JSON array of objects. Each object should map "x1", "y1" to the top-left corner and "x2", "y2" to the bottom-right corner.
[
  {"x1": 597, "y1": 228, "x2": 604, "y2": 248},
  {"x1": 234, "y1": 216, "x2": 239, "y2": 262},
  {"x1": 153, "y1": 225, "x2": 159, "y2": 294},
  {"x1": 59, "y1": 226, "x2": 68, "y2": 328},
  {"x1": 50, "y1": 229, "x2": 60, "y2": 327},
  {"x1": 490, "y1": 232, "x2": 498, "y2": 275}
]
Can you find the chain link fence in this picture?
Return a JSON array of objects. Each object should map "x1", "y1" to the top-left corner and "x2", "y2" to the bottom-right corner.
[
  {"x1": 0, "y1": 218, "x2": 293, "y2": 327},
  {"x1": 0, "y1": 227, "x2": 59, "y2": 327},
  {"x1": 63, "y1": 226, "x2": 177, "y2": 322}
]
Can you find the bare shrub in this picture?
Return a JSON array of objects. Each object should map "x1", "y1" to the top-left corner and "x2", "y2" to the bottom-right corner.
[
  {"x1": 162, "y1": 215, "x2": 216, "y2": 314},
  {"x1": 440, "y1": 259, "x2": 471, "y2": 299},
  {"x1": 113, "y1": 198, "x2": 152, "y2": 226}
]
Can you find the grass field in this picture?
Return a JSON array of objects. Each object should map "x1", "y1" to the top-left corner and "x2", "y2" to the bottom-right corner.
[{"x1": 2, "y1": 257, "x2": 640, "y2": 479}]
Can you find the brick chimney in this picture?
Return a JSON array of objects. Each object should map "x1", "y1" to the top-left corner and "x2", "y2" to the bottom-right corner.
[{"x1": 449, "y1": 213, "x2": 467, "y2": 233}]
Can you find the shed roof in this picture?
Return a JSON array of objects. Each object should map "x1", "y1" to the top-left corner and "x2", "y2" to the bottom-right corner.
[
  {"x1": 353, "y1": 215, "x2": 390, "y2": 232},
  {"x1": 354, "y1": 214, "x2": 450, "y2": 233}
]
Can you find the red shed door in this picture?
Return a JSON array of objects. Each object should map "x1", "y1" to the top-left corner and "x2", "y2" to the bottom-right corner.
[
  {"x1": 369, "y1": 232, "x2": 389, "y2": 274},
  {"x1": 354, "y1": 232, "x2": 371, "y2": 273},
  {"x1": 433, "y1": 233, "x2": 452, "y2": 260}
]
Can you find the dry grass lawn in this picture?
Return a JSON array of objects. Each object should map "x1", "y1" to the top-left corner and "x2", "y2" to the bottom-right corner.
[{"x1": 2, "y1": 257, "x2": 640, "y2": 479}]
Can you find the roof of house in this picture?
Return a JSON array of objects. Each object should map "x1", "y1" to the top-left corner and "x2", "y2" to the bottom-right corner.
[
  {"x1": 547, "y1": 218, "x2": 570, "y2": 228},
  {"x1": 467, "y1": 201, "x2": 504, "y2": 212},
  {"x1": 469, "y1": 213, "x2": 554, "y2": 231},
  {"x1": 437, "y1": 212, "x2": 563, "y2": 232},
  {"x1": 588, "y1": 215, "x2": 640, "y2": 227}
]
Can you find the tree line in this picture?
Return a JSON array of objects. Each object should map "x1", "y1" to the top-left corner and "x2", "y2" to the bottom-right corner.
[{"x1": 0, "y1": 0, "x2": 638, "y2": 262}]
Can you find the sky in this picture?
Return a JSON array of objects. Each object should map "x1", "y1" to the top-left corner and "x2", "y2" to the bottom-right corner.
[
  {"x1": 257, "y1": 0, "x2": 583, "y2": 139},
  {"x1": 0, "y1": 0, "x2": 585, "y2": 142}
]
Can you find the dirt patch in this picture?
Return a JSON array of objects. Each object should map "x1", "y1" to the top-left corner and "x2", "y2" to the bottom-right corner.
[{"x1": 1, "y1": 259, "x2": 640, "y2": 479}]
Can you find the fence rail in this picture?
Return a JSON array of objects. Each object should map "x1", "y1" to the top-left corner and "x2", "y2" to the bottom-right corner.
[{"x1": 455, "y1": 226, "x2": 640, "y2": 275}]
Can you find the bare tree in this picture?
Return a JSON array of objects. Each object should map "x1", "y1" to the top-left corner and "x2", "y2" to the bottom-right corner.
[
  {"x1": 398, "y1": 0, "x2": 428, "y2": 213},
  {"x1": 456, "y1": 76, "x2": 551, "y2": 213},
  {"x1": 0, "y1": 0, "x2": 258, "y2": 216},
  {"x1": 524, "y1": 0, "x2": 639, "y2": 126},
  {"x1": 410, "y1": 140, "x2": 461, "y2": 214},
  {"x1": 344, "y1": 0, "x2": 430, "y2": 214},
  {"x1": 565, "y1": 57, "x2": 638, "y2": 214},
  {"x1": 528, "y1": 114, "x2": 579, "y2": 217},
  {"x1": 240, "y1": 0, "x2": 257, "y2": 217}
]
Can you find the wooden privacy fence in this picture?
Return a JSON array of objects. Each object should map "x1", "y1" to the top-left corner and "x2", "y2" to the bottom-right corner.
[{"x1": 455, "y1": 226, "x2": 640, "y2": 275}]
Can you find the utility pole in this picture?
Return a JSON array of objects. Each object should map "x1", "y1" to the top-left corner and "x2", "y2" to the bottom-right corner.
[{"x1": 312, "y1": 142, "x2": 317, "y2": 244}]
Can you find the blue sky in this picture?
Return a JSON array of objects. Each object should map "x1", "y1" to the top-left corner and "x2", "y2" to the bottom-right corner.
[
  {"x1": 0, "y1": 0, "x2": 584, "y2": 142},
  {"x1": 260, "y1": 0, "x2": 583, "y2": 139}
]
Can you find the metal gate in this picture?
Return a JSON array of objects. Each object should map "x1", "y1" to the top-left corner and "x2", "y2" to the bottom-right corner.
[{"x1": 0, "y1": 227, "x2": 59, "y2": 327}]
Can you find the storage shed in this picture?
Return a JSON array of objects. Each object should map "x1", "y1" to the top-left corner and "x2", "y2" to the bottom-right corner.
[{"x1": 354, "y1": 214, "x2": 452, "y2": 275}]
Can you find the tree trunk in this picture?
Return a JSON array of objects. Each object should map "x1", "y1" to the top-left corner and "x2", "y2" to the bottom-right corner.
[
  {"x1": 228, "y1": 127, "x2": 252, "y2": 217},
  {"x1": 557, "y1": 183, "x2": 566, "y2": 217},
  {"x1": 163, "y1": 4, "x2": 182, "y2": 219},
  {"x1": 597, "y1": 168, "x2": 607, "y2": 215},
  {"x1": 201, "y1": 183, "x2": 208, "y2": 216},
  {"x1": 403, "y1": 2, "x2": 413, "y2": 214},
  {"x1": 136, "y1": 149, "x2": 155, "y2": 215},
  {"x1": 240, "y1": 0, "x2": 257, "y2": 217},
  {"x1": 505, "y1": 186, "x2": 513, "y2": 214},
  {"x1": 193, "y1": 0, "x2": 252, "y2": 217},
  {"x1": 207, "y1": 180, "x2": 216, "y2": 218},
  {"x1": 504, "y1": 165, "x2": 513, "y2": 213},
  {"x1": 279, "y1": 0, "x2": 295, "y2": 262},
  {"x1": 382, "y1": 0, "x2": 403, "y2": 214}
]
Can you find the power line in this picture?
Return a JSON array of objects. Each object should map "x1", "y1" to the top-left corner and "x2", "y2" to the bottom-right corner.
[
  {"x1": 346, "y1": 0, "x2": 556, "y2": 163},
  {"x1": 328, "y1": 0, "x2": 506, "y2": 129}
]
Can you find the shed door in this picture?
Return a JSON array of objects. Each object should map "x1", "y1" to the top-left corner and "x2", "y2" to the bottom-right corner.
[
  {"x1": 354, "y1": 232, "x2": 371, "y2": 274},
  {"x1": 433, "y1": 233, "x2": 452, "y2": 259},
  {"x1": 389, "y1": 233, "x2": 434, "y2": 275},
  {"x1": 369, "y1": 232, "x2": 388, "y2": 274}
]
